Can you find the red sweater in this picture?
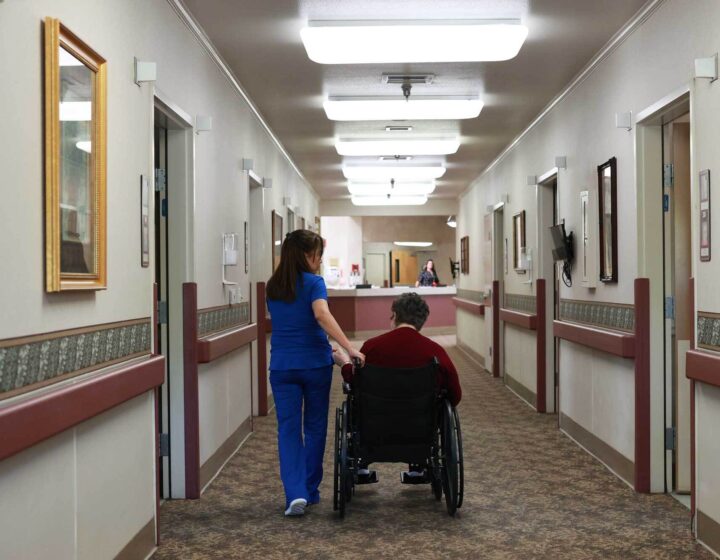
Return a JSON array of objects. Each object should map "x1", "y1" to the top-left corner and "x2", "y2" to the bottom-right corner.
[{"x1": 342, "y1": 327, "x2": 462, "y2": 406}]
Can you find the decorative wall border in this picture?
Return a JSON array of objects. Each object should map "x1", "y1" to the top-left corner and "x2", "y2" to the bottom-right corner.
[
  {"x1": 197, "y1": 302, "x2": 250, "y2": 337},
  {"x1": 456, "y1": 289, "x2": 485, "y2": 303},
  {"x1": 697, "y1": 311, "x2": 720, "y2": 352},
  {"x1": 0, "y1": 318, "x2": 151, "y2": 399},
  {"x1": 559, "y1": 298, "x2": 635, "y2": 333},
  {"x1": 504, "y1": 293, "x2": 536, "y2": 313}
]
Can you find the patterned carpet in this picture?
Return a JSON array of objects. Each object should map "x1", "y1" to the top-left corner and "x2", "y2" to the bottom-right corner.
[{"x1": 154, "y1": 345, "x2": 711, "y2": 560}]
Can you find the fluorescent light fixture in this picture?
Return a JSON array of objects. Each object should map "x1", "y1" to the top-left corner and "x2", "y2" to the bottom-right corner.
[
  {"x1": 393, "y1": 241, "x2": 433, "y2": 247},
  {"x1": 343, "y1": 165, "x2": 445, "y2": 181},
  {"x1": 336, "y1": 138, "x2": 460, "y2": 156},
  {"x1": 379, "y1": 155, "x2": 412, "y2": 161},
  {"x1": 348, "y1": 182, "x2": 435, "y2": 196},
  {"x1": 324, "y1": 96, "x2": 482, "y2": 121},
  {"x1": 446, "y1": 215, "x2": 457, "y2": 228},
  {"x1": 351, "y1": 195, "x2": 428, "y2": 206},
  {"x1": 301, "y1": 20, "x2": 528, "y2": 64},
  {"x1": 385, "y1": 125, "x2": 413, "y2": 132},
  {"x1": 60, "y1": 101, "x2": 91, "y2": 121},
  {"x1": 75, "y1": 141, "x2": 91, "y2": 153}
]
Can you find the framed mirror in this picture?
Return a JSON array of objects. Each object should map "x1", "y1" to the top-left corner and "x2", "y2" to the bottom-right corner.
[
  {"x1": 512, "y1": 211, "x2": 526, "y2": 273},
  {"x1": 597, "y1": 157, "x2": 618, "y2": 282},
  {"x1": 460, "y1": 236, "x2": 469, "y2": 274},
  {"x1": 44, "y1": 18, "x2": 107, "y2": 291},
  {"x1": 272, "y1": 210, "x2": 283, "y2": 271}
]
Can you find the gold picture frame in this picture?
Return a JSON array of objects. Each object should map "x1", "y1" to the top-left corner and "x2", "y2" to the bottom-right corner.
[
  {"x1": 513, "y1": 210, "x2": 526, "y2": 273},
  {"x1": 44, "y1": 18, "x2": 107, "y2": 291}
]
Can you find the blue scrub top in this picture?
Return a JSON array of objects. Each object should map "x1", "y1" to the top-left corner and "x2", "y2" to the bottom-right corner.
[{"x1": 267, "y1": 271, "x2": 333, "y2": 371}]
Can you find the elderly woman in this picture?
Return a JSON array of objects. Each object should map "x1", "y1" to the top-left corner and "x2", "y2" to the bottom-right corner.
[{"x1": 333, "y1": 292, "x2": 461, "y2": 483}]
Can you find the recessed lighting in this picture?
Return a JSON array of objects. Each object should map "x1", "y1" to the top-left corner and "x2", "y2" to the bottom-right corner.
[
  {"x1": 336, "y1": 138, "x2": 460, "y2": 156},
  {"x1": 301, "y1": 20, "x2": 528, "y2": 64},
  {"x1": 393, "y1": 241, "x2": 433, "y2": 247},
  {"x1": 343, "y1": 165, "x2": 446, "y2": 181},
  {"x1": 351, "y1": 195, "x2": 428, "y2": 206},
  {"x1": 446, "y1": 215, "x2": 457, "y2": 228},
  {"x1": 325, "y1": 96, "x2": 482, "y2": 121},
  {"x1": 348, "y1": 182, "x2": 435, "y2": 196}
]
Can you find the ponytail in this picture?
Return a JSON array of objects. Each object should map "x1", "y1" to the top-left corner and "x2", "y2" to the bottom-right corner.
[{"x1": 266, "y1": 230, "x2": 324, "y2": 302}]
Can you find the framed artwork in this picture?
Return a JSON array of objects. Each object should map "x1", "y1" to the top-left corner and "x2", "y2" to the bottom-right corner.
[
  {"x1": 460, "y1": 236, "x2": 469, "y2": 274},
  {"x1": 244, "y1": 221, "x2": 249, "y2": 273},
  {"x1": 140, "y1": 176, "x2": 149, "y2": 267},
  {"x1": 44, "y1": 18, "x2": 107, "y2": 291},
  {"x1": 700, "y1": 169, "x2": 711, "y2": 262},
  {"x1": 272, "y1": 210, "x2": 283, "y2": 272},
  {"x1": 512, "y1": 210, "x2": 526, "y2": 273},
  {"x1": 598, "y1": 157, "x2": 618, "y2": 282}
]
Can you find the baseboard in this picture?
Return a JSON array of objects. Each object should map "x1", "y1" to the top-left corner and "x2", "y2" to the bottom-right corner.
[
  {"x1": 200, "y1": 416, "x2": 253, "y2": 491},
  {"x1": 560, "y1": 413, "x2": 635, "y2": 487},
  {"x1": 114, "y1": 517, "x2": 155, "y2": 560},
  {"x1": 698, "y1": 510, "x2": 720, "y2": 558},
  {"x1": 456, "y1": 340, "x2": 486, "y2": 369},
  {"x1": 267, "y1": 392, "x2": 275, "y2": 412},
  {"x1": 504, "y1": 371, "x2": 537, "y2": 409}
]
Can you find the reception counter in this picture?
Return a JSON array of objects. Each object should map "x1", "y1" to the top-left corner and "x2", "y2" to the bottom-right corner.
[{"x1": 327, "y1": 286, "x2": 457, "y2": 336}]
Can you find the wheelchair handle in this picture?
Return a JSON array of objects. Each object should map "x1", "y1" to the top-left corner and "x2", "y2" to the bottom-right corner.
[{"x1": 352, "y1": 357, "x2": 362, "y2": 369}]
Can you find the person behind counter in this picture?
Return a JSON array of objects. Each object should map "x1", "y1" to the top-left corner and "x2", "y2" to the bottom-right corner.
[{"x1": 415, "y1": 259, "x2": 439, "y2": 287}]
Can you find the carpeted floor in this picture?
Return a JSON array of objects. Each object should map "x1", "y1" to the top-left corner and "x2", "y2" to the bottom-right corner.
[{"x1": 154, "y1": 345, "x2": 711, "y2": 559}]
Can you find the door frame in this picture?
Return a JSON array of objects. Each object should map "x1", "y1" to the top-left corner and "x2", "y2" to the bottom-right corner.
[
  {"x1": 153, "y1": 88, "x2": 196, "y2": 499},
  {"x1": 491, "y1": 202, "x2": 505, "y2": 378},
  {"x1": 536, "y1": 168, "x2": 559, "y2": 413},
  {"x1": 635, "y1": 85, "x2": 693, "y2": 494}
]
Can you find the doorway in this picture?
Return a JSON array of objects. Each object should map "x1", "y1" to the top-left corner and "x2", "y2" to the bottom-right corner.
[
  {"x1": 537, "y1": 170, "x2": 559, "y2": 413},
  {"x1": 365, "y1": 252, "x2": 386, "y2": 287},
  {"x1": 153, "y1": 95, "x2": 195, "y2": 499},
  {"x1": 488, "y1": 204, "x2": 505, "y2": 376},
  {"x1": 662, "y1": 113, "x2": 692, "y2": 497}
]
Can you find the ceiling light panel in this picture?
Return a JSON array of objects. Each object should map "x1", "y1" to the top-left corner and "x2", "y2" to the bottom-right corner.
[
  {"x1": 325, "y1": 97, "x2": 483, "y2": 121},
  {"x1": 301, "y1": 20, "x2": 528, "y2": 64},
  {"x1": 393, "y1": 241, "x2": 433, "y2": 247},
  {"x1": 343, "y1": 165, "x2": 446, "y2": 181},
  {"x1": 347, "y1": 182, "x2": 436, "y2": 196},
  {"x1": 351, "y1": 195, "x2": 428, "y2": 206},
  {"x1": 336, "y1": 138, "x2": 460, "y2": 156}
]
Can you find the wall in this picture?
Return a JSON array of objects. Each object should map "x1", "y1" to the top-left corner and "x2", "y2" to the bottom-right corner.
[
  {"x1": 320, "y1": 216, "x2": 364, "y2": 286},
  {"x1": 456, "y1": 0, "x2": 720, "y2": 516},
  {"x1": 0, "y1": 0, "x2": 318, "y2": 555}
]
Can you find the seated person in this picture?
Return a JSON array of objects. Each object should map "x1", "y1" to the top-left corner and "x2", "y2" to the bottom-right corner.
[{"x1": 333, "y1": 292, "x2": 462, "y2": 483}]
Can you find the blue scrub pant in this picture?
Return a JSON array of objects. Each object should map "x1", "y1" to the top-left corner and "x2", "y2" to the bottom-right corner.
[{"x1": 270, "y1": 365, "x2": 333, "y2": 507}]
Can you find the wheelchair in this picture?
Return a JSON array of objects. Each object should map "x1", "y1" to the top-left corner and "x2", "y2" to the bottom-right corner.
[{"x1": 333, "y1": 358, "x2": 464, "y2": 518}]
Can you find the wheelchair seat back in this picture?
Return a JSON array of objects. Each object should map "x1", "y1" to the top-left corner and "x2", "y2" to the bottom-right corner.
[{"x1": 352, "y1": 360, "x2": 438, "y2": 463}]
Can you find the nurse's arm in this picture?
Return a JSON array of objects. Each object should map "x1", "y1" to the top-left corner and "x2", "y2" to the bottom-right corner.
[{"x1": 312, "y1": 299, "x2": 365, "y2": 364}]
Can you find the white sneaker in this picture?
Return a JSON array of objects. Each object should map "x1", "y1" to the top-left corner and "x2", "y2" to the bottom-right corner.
[{"x1": 284, "y1": 498, "x2": 307, "y2": 517}]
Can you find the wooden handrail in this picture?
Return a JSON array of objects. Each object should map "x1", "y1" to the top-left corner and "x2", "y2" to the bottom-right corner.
[
  {"x1": 452, "y1": 297, "x2": 485, "y2": 315},
  {"x1": 687, "y1": 349, "x2": 720, "y2": 388},
  {"x1": 0, "y1": 355, "x2": 164, "y2": 462},
  {"x1": 500, "y1": 308, "x2": 537, "y2": 330},
  {"x1": 553, "y1": 320, "x2": 636, "y2": 359},
  {"x1": 197, "y1": 323, "x2": 258, "y2": 363}
]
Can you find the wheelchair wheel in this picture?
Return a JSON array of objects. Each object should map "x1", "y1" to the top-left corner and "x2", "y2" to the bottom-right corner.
[
  {"x1": 333, "y1": 407, "x2": 341, "y2": 512},
  {"x1": 440, "y1": 400, "x2": 461, "y2": 516},
  {"x1": 453, "y1": 407, "x2": 465, "y2": 509}
]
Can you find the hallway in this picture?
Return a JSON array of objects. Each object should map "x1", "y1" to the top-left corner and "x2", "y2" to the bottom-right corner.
[{"x1": 155, "y1": 345, "x2": 709, "y2": 559}]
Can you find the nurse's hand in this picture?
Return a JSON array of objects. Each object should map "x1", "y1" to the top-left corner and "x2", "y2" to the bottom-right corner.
[
  {"x1": 332, "y1": 347, "x2": 350, "y2": 367},
  {"x1": 347, "y1": 347, "x2": 366, "y2": 366}
]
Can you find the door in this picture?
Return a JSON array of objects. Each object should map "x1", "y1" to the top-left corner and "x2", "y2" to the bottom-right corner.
[
  {"x1": 488, "y1": 206, "x2": 505, "y2": 376},
  {"x1": 365, "y1": 252, "x2": 386, "y2": 287},
  {"x1": 662, "y1": 114, "x2": 692, "y2": 493},
  {"x1": 391, "y1": 250, "x2": 418, "y2": 285}
]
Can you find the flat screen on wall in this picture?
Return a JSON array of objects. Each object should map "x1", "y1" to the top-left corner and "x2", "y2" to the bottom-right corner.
[{"x1": 550, "y1": 223, "x2": 573, "y2": 262}]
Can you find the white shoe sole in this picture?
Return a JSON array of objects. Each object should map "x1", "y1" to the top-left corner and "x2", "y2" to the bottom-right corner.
[{"x1": 284, "y1": 498, "x2": 307, "y2": 516}]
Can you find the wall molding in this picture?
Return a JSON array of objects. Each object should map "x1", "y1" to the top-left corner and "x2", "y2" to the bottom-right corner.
[
  {"x1": 505, "y1": 371, "x2": 537, "y2": 409},
  {"x1": 115, "y1": 517, "x2": 156, "y2": 560},
  {"x1": 456, "y1": 340, "x2": 486, "y2": 370},
  {"x1": 500, "y1": 309, "x2": 538, "y2": 330},
  {"x1": 560, "y1": 298, "x2": 635, "y2": 333},
  {"x1": 686, "y1": 349, "x2": 720, "y2": 388},
  {"x1": 198, "y1": 302, "x2": 250, "y2": 337},
  {"x1": 200, "y1": 416, "x2": 253, "y2": 491},
  {"x1": 456, "y1": 289, "x2": 485, "y2": 303},
  {"x1": 452, "y1": 297, "x2": 485, "y2": 315},
  {"x1": 698, "y1": 510, "x2": 720, "y2": 558},
  {"x1": 0, "y1": 318, "x2": 152, "y2": 400},
  {"x1": 697, "y1": 311, "x2": 720, "y2": 352},
  {"x1": 197, "y1": 323, "x2": 257, "y2": 363},
  {"x1": 560, "y1": 413, "x2": 635, "y2": 487},
  {"x1": 554, "y1": 320, "x2": 636, "y2": 358},
  {"x1": 504, "y1": 293, "x2": 536, "y2": 313}
]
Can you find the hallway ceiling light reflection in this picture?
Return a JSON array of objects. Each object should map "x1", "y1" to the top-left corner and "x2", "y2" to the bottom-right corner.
[
  {"x1": 60, "y1": 102, "x2": 92, "y2": 121},
  {"x1": 351, "y1": 195, "x2": 428, "y2": 206},
  {"x1": 301, "y1": 20, "x2": 528, "y2": 64},
  {"x1": 343, "y1": 165, "x2": 445, "y2": 181},
  {"x1": 325, "y1": 97, "x2": 482, "y2": 121},
  {"x1": 347, "y1": 182, "x2": 435, "y2": 196},
  {"x1": 336, "y1": 138, "x2": 460, "y2": 156},
  {"x1": 393, "y1": 241, "x2": 433, "y2": 247}
]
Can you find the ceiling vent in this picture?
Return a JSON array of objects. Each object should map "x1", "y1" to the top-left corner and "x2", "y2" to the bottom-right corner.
[{"x1": 381, "y1": 73, "x2": 435, "y2": 85}]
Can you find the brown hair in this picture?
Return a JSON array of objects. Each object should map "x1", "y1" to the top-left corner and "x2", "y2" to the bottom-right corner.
[
  {"x1": 392, "y1": 293, "x2": 430, "y2": 331},
  {"x1": 266, "y1": 230, "x2": 324, "y2": 302}
]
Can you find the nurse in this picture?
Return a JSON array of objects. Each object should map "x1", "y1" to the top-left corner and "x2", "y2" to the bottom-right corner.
[{"x1": 266, "y1": 229, "x2": 364, "y2": 516}]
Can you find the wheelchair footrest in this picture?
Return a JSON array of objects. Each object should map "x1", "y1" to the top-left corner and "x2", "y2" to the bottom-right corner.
[
  {"x1": 356, "y1": 471, "x2": 379, "y2": 485},
  {"x1": 400, "y1": 471, "x2": 430, "y2": 485}
]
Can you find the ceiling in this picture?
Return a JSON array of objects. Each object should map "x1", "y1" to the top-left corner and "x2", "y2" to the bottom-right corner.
[{"x1": 181, "y1": 0, "x2": 650, "y2": 200}]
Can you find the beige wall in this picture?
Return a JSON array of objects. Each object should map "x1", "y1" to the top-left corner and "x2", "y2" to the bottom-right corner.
[{"x1": 456, "y1": 0, "x2": 720, "y2": 503}]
